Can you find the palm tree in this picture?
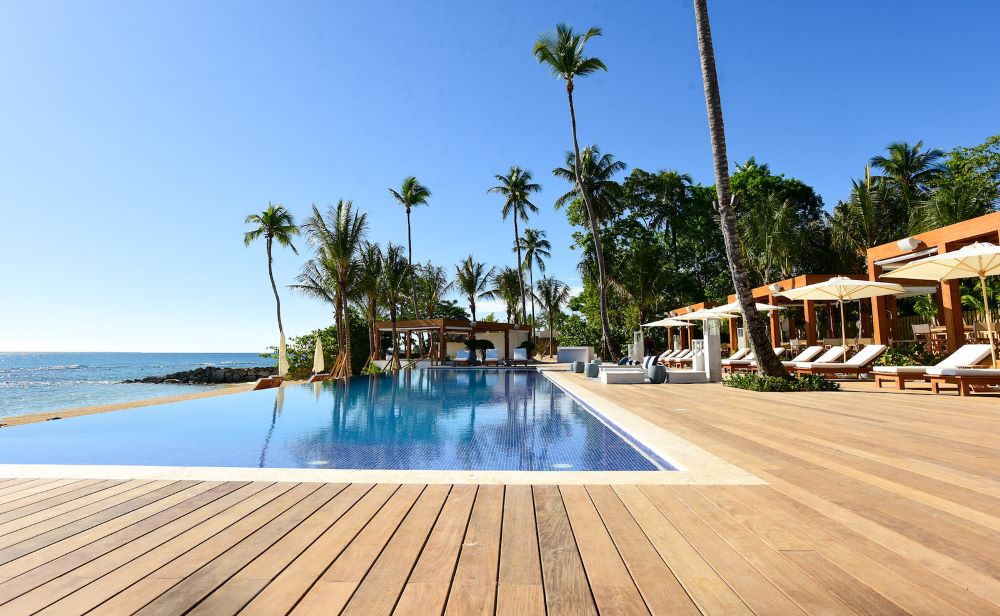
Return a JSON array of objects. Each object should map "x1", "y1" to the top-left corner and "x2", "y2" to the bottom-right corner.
[
  {"x1": 299, "y1": 200, "x2": 367, "y2": 377},
  {"x1": 910, "y1": 179, "x2": 994, "y2": 233},
  {"x1": 645, "y1": 170, "x2": 694, "y2": 251},
  {"x1": 382, "y1": 242, "x2": 411, "y2": 370},
  {"x1": 489, "y1": 266, "x2": 523, "y2": 323},
  {"x1": 692, "y1": 0, "x2": 787, "y2": 377},
  {"x1": 489, "y1": 166, "x2": 541, "y2": 322},
  {"x1": 517, "y1": 228, "x2": 551, "y2": 331},
  {"x1": 534, "y1": 24, "x2": 614, "y2": 358},
  {"x1": 738, "y1": 194, "x2": 800, "y2": 284},
  {"x1": 415, "y1": 262, "x2": 453, "y2": 319},
  {"x1": 870, "y1": 141, "x2": 944, "y2": 203},
  {"x1": 388, "y1": 176, "x2": 431, "y2": 317},
  {"x1": 243, "y1": 203, "x2": 299, "y2": 336},
  {"x1": 455, "y1": 256, "x2": 495, "y2": 321},
  {"x1": 355, "y1": 242, "x2": 384, "y2": 364},
  {"x1": 828, "y1": 177, "x2": 900, "y2": 268},
  {"x1": 535, "y1": 276, "x2": 571, "y2": 356}
]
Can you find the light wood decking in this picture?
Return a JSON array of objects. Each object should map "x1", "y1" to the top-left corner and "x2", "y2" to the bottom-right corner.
[{"x1": 0, "y1": 378, "x2": 997, "y2": 614}]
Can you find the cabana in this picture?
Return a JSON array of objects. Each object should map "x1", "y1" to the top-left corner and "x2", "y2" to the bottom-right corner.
[
  {"x1": 868, "y1": 211, "x2": 1000, "y2": 354},
  {"x1": 373, "y1": 318, "x2": 531, "y2": 363}
]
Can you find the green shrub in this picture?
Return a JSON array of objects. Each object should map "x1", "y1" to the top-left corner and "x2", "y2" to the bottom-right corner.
[
  {"x1": 724, "y1": 372, "x2": 840, "y2": 392},
  {"x1": 875, "y1": 343, "x2": 946, "y2": 367}
]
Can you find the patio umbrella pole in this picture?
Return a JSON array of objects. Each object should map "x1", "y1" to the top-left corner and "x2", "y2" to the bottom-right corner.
[
  {"x1": 980, "y1": 275, "x2": 997, "y2": 367},
  {"x1": 839, "y1": 299, "x2": 847, "y2": 352}
]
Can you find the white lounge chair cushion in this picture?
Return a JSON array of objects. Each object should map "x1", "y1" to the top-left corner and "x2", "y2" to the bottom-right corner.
[
  {"x1": 811, "y1": 346, "x2": 846, "y2": 364},
  {"x1": 926, "y1": 367, "x2": 1000, "y2": 377},
  {"x1": 485, "y1": 349, "x2": 499, "y2": 360},
  {"x1": 599, "y1": 369, "x2": 647, "y2": 384},
  {"x1": 513, "y1": 348, "x2": 527, "y2": 360},
  {"x1": 788, "y1": 346, "x2": 823, "y2": 363},
  {"x1": 725, "y1": 348, "x2": 750, "y2": 361},
  {"x1": 872, "y1": 365, "x2": 933, "y2": 375}
]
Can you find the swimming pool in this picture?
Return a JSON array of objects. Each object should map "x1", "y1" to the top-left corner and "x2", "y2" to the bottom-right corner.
[{"x1": 0, "y1": 370, "x2": 672, "y2": 472}]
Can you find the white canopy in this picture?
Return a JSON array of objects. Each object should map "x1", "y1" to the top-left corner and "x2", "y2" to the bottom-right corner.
[
  {"x1": 777, "y1": 276, "x2": 905, "y2": 350},
  {"x1": 884, "y1": 242, "x2": 1000, "y2": 365},
  {"x1": 709, "y1": 301, "x2": 781, "y2": 314},
  {"x1": 642, "y1": 317, "x2": 690, "y2": 328},
  {"x1": 312, "y1": 336, "x2": 325, "y2": 374},
  {"x1": 277, "y1": 333, "x2": 289, "y2": 377},
  {"x1": 672, "y1": 309, "x2": 733, "y2": 322}
]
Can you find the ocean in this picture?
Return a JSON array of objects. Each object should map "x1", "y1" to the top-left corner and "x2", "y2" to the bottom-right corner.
[{"x1": 0, "y1": 352, "x2": 275, "y2": 419}]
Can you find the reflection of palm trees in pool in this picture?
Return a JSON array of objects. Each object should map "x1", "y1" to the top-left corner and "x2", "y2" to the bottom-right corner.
[{"x1": 258, "y1": 386, "x2": 285, "y2": 468}]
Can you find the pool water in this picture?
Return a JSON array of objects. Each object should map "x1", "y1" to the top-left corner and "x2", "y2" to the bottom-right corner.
[{"x1": 0, "y1": 370, "x2": 669, "y2": 472}]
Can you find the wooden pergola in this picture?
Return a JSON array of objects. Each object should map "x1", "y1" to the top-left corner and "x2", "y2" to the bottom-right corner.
[
  {"x1": 373, "y1": 318, "x2": 531, "y2": 362},
  {"x1": 868, "y1": 211, "x2": 1000, "y2": 353}
]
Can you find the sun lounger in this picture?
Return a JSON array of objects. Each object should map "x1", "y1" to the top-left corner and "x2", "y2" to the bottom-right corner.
[
  {"x1": 927, "y1": 366, "x2": 1000, "y2": 397},
  {"x1": 723, "y1": 348, "x2": 751, "y2": 362},
  {"x1": 484, "y1": 349, "x2": 499, "y2": 366},
  {"x1": 664, "y1": 350, "x2": 693, "y2": 367},
  {"x1": 660, "y1": 349, "x2": 688, "y2": 366},
  {"x1": 791, "y1": 346, "x2": 845, "y2": 370},
  {"x1": 873, "y1": 344, "x2": 992, "y2": 390},
  {"x1": 795, "y1": 345, "x2": 887, "y2": 377},
  {"x1": 781, "y1": 345, "x2": 823, "y2": 367},
  {"x1": 511, "y1": 348, "x2": 529, "y2": 366},
  {"x1": 454, "y1": 349, "x2": 471, "y2": 366},
  {"x1": 252, "y1": 376, "x2": 283, "y2": 390},
  {"x1": 723, "y1": 347, "x2": 788, "y2": 373}
]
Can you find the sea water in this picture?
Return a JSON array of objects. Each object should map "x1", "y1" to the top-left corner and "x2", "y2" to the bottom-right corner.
[{"x1": 0, "y1": 352, "x2": 274, "y2": 419}]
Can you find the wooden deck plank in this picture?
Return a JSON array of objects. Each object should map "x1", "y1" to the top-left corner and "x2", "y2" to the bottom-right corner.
[
  {"x1": 189, "y1": 483, "x2": 374, "y2": 615},
  {"x1": 0, "y1": 480, "x2": 124, "y2": 525},
  {"x1": 342, "y1": 484, "x2": 450, "y2": 615},
  {"x1": 0, "y1": 480, "x2": 84, "y2": 511},
  {"x1": 394, "y1": 484, "x2": 477, "y2": 614},
  {"x1": 237, "y1": 484, "x2": 400, "y2": 615},
  {"x1": 613, "y1": 485, "x2": 752, "y2": 615},
  {"x1": 587, "y1": 485, "x2": 699, "y2": 614},
  {"x1": 496, "y1": 484, "x2": 545, "y2": 616},
  {"x1": 443, "y1": 484, "x2": 503, "y2": 615},
  {"x1": 559, "y1": 484, "x2": 649, "y2": 615},
  {"x1": 0, "y1": 481, "x2": 240, "y2": 610},
  {"x1": 32, "y1": 482, "x2": 294, "y2": 616},
  {"x1": 533, "y1": 485, "x2": 596, "y2": 616},
  {"x1": 135, "y1": 483, "x2": 345, "y2": 615}
]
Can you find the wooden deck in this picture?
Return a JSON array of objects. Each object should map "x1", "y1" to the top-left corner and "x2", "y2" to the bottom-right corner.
[{"x1": 0, "y1": 378, "x2": 997, "y2": 614}]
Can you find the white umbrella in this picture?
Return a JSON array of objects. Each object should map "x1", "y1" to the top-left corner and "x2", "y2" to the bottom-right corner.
[
  {"x1": 642, "y1": 317, "x2": 690, "y2": 327},
  {"x1": 672, "y1": 308, "x2": 736, "y2": 321},
  {"x1": 312, "y1": 336, "x2": 325, "y2": 374},
  {"x1": 884, "y1": 242, "x2": 1000, "y2": 366},
  {"x1": 277, "y1": 333, "x2": 289, "y2": 377},
  {"x1": 777, "y1": 276, "x2": 905, "y2": 351},
  {"x1": 709, "y1": 301, "x2": 782, "y2": 314}
]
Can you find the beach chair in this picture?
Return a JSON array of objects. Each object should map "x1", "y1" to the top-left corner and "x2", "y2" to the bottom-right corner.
[
  {"x1": 484, "y1": 349, "x2": 500, "y2": 366},
  {"x1": 724, "y1": 348, "x2": 751, "y2": 362},
  {"x1": 663, "y1": 350, "x2": 692, "y2": 367},
  {"x1": 873, "y1": 344, "x2": 992, "y2": 390},
  {"x1": 791, "y1": 346, "x2": 844, "y2": 371},
  {"x1": 511, "y1": 348, "x2": 529, "y2": 366},
  {"x1": 928, "y1": 366, "x2": 1000, "y2": 397},
  {"x1": 454, "y1": 349, "x2": 471, "y2": 366},
  {"x1": 795, "y1": 345, "x2": 887, "y2": 378},
  {"x1": 781, "y1": 345, "x2": 824, "y2": 367},
  {"x1": 723, "y1": 347, "x2": 787, "y2": 373}
]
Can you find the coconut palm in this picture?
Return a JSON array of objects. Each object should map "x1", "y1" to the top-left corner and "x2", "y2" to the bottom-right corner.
[
  {"x1": 490, "y1": 266, "x2": 523, "y2": 323},
  {"x1": 354, "y1": 242, "x2": 384, "y2": 363},
  {"x1": 489, "y1": 166, "x2": 540, "y2": 322},
  {"x1": 693, "y1": 0, "x2": 787, "y2": 377},
  {"x1": 828, "y1": 177, "x2": 900, "y2": 268},
  {"x1": 516, "y1": 228, "x2": 551, "y2": 331},
  {"x1": 534, "y1": 23, "x2": 614, "y2": 358},
  {"x1": 299, "y1": 200, "x2": 367, "y2": 377},
  {"x1": 535, "y1": 276, "x2": 571, "y2": 356},
  {"x1": 647, "y1": 170, "x2": 694, "y2": 251},
  {"x1": 382, "y1": 242, "x2": 412, "y2": 370},
  {"x1": 910, "y1": 178, "x2": 995, "y2": 234},
  {"x1": 388, "y1": 176, "x2": 431, "y2": 317},
  {"x1": 243, "y1": 203, "x2": 299, "y2": 336},
  {"x1": 455, "y1": 256, "x2": 495, "y2": 321},
  {"x1": 738, "y1": 193, "x2": 800, "y2": 284},
  {"x1": 415, "y1": 262, "x2": 453, "y2": 319},
  {"x1": 870, "y1": 140, "x2": 944, "y2": 204}
]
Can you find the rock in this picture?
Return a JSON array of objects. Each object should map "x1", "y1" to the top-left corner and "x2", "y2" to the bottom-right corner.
[{"x1": 122, "y1": 366, "x2": 276, "y2": 385}]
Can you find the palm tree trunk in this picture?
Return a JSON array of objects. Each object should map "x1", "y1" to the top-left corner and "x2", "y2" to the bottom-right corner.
[
  {"x1": 693, "y1": 0, "x2": 788, "y2": 378},
  {"x1": 266, "y1": 236, "x2": 284, "y2": 335},
  {"x1": 470, "y1": 300, "x2": 476, "y2": 322},
  {"x1": 566, "y1": 84, "x2": 613, "y2": 359},
  {"x1": 528, "y1": 266, "x2": 536, "y2": 342},
  {"x1": 513, "y1": 217, "x2": 526, "y2": 324}
]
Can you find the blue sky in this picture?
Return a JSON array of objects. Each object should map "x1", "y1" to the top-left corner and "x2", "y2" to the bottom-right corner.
[{"x1": 3, "y1": 1, "x2": 998, "y2": 352}]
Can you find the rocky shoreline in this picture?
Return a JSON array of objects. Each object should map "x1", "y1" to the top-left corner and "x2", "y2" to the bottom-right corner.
[{"x1": 122, "y1": 366, "x2": 276, "y2": 385}]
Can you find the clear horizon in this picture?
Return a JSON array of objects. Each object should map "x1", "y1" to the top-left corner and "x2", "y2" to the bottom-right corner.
[{"x1": 3, "y1": 1, "x2": 998, "y2": 352}]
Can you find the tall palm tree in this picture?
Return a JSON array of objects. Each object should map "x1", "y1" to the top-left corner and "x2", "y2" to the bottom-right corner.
[
  {"x1": 910, "y1": 178, "x2": 994, "y2": 234},
  {"x1": 415, "y1": 262, "x2": 453, "y2": 319},
  {"x1": 738, "y1": 194, "x2": 800, "y2": 284},
  {"x1": 535, "y1": 276, "x2": 571, "y2": 356},
  {"x1": 648, "y1": 170, "x2": 694, "y2": 251},
  {"x1": 382, "y1": 242, "x2": 411, "y2": 370},
  {"x1": 828, "y1": 176, "x2": 900, "y2": 268},
  {"x1": 388, "y1": 176, "x2": 431, "y2": 317},
  {"x1": 489, "y1": 166, "x2": 541, "y2": 322},
  {"x1": 455, "y1": 256, "x2": 495, "y2": 321},
  {"x1": 553, "y1": 146, "x2": 625, "y2": 217},
  {"x1": 243, "y1": 203, "x2": 299, "y2": 336},
  {"x1": 517, "y1": 228, "x2": 551, "y2": 331},
  {"x1": 693, "y1": 0, "x2": 787, "y2": 377},
  {"x1": 354, "y1": 242, "x2": 384, "y2": 364},
  {"x1": 489, "y1": 266, "x2": 523, "y2": 323},
  {"x1": 299, "y1": 200, "x2": 367, "y2": 377},
  {"x1": 534, "y1": 24, "x2": 614, "y2": 358},
  {"x1": 870, "y1": 140, "x2": 944, "y2": 203}
]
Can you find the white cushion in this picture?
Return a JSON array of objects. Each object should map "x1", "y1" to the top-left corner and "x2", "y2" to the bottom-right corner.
[
  {"x1": 926, "y1": 367, "x2": 1000, "y2": 377},
  {"x1": 872, "y1": 366, "x2": 931, "y2": 374}
]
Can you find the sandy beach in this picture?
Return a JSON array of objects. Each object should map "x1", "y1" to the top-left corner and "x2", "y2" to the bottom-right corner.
[{"x1": 0, "y1": 382, "x2": 301, "y2": 428}]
